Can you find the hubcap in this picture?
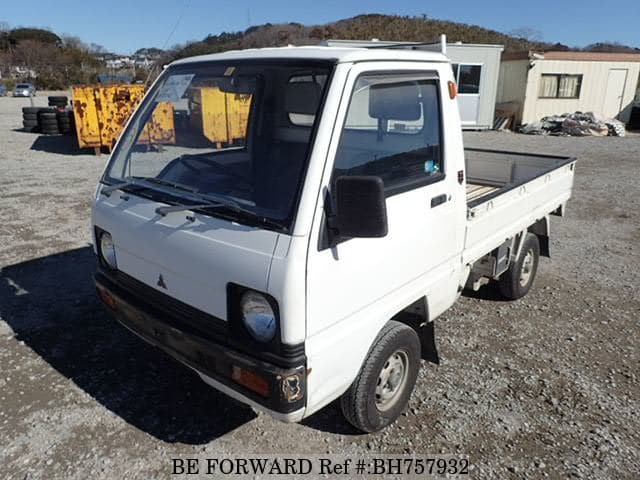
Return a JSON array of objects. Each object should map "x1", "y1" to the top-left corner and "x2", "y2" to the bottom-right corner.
[
  {"x1": 375, "y1": 350, "x2": 409, "y2": 411},
  {"x1": 519, "y1": 248, "x2": 535, "y2": 287}
]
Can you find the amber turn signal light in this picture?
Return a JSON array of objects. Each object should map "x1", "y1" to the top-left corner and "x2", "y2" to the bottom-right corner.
[
  {"x1": 231, "y1": 366, "x2": 270, "y2": 397},
  {"x1": 97, "y1": 287, "x2": 117, "y2": 310},
  {"x1": 448, "y1": 81, "x2": 457, "y2": 99}
]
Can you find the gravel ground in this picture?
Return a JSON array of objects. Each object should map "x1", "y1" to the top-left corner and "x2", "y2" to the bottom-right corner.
[{"x1": 0, "y1": 94, "x2": 639, "y2": 479}]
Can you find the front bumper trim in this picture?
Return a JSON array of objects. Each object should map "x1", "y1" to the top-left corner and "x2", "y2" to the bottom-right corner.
[{"x1": 95, "y1": 272, "x2": 306, "y2": 416}]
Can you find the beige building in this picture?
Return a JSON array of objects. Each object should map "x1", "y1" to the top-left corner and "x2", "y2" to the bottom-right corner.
[{"x1": 497, "y1": 51, "x2": 640, "y2": 125}]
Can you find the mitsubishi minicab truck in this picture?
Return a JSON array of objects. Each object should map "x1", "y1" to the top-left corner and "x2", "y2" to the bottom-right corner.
[{"x1": 93, "y1": 45, "x2": 576, "y2": 432}]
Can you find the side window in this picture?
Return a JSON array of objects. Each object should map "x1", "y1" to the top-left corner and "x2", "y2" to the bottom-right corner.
[
  {"x1": 288, "y1": 73, "x2": 327, "y2": 126},
  {"x1": 332, "y1": 73, "x2": 443, "y2": 195}
]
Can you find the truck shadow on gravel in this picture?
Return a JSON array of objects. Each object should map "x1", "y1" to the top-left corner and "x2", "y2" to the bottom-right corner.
[
  {"x1": 461, "y1": 284, "x2": 511, "y2": 302},
  {"x1": 0, "y1": 246, "x2": 257, "y2": 444}
]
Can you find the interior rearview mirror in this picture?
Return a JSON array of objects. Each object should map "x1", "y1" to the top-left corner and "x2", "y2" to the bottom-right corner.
[
  {"x1": 217, "y1": 76, "x2": 256, "y2": 94},
  {"x1": 333, "y1": 176, "x2": 388, "y2": 239}
]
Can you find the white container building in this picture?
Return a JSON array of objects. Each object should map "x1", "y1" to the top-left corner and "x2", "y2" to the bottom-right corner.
[{"x1": 497, "y1": 51, "x2": 640, "y2": 125}]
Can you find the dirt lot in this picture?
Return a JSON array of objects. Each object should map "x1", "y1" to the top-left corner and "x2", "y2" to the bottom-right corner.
[{"x1": 1, "y1": 93, "x2": 638, "y2": 479}]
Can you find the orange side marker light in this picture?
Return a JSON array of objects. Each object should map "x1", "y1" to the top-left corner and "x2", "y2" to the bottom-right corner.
[{"x1": 448, "y1": 81, "x2": 457, "y2": 99}]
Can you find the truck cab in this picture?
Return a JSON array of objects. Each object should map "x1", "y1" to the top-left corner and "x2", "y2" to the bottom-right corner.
[{"x1": 93, "y1": 46, "x2": 575, "y2": 432}]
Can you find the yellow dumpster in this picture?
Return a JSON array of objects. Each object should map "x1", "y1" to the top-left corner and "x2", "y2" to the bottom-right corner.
[
  {"x1": 198, "y1": 87, "x2": 252, "y2": 147},
  {"x1": 72, "y1": 84, "x2": 175, "y2": 154}
]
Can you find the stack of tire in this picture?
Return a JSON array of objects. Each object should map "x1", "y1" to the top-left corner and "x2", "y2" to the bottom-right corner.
[
  {"x1": 56, "y1": 110, "x2": 74, "y2": 134},
  {"x1": 48, "y1": 95, "x2": 68, "y2": 108},
  {"x1": 22, "y1": 107, "x2": 41, "y2": 132},
  {"x1": 38, "y1": 108, "x2": 60, "y2": 135}
]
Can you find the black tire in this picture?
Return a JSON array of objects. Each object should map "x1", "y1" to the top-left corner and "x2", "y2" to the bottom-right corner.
[
  {"x1": 340, "y1": 321, "x2": 421, "y2": 433},
  {"x1": 499, "y1": 233, "x2": 540, "y2": 300},
  {"x1": 23, "y1": 114, "x2": 38, "y2": 121},
  {"x1": 22, "y1": 106, "x2": 42, "y2": 114},
  {"x1": 41, "y1": 129, "x2": 59, "y2": 135},
  {"x1": 41, "y1": 121, "x2": 58, "y2": 127},
  {"x1": 48, "y1": 95, "x2": 67, "y2": 103}
]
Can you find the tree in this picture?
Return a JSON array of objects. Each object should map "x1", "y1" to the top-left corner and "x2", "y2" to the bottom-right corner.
[
  {"x1": 61, "y1": 34, "x2": 90, "y2": 51},
  {"x1": 9, "y1": 27, "x2": 61, "y2": 46},
  {"x1": 508, "y1": 27, "x2": 543, "y2": 42}
]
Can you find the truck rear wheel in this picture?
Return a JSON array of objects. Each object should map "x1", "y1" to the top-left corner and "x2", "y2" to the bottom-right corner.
[
  {"x1": 340, "y1": 321, "x2": 420, "y2": 433},
  {"x1": 499, "y1": 233, "x2": 540, "y2": 300}
]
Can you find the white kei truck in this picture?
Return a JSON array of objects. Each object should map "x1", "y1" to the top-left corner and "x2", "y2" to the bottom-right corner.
[{"x1": 93, "y1": 45, "x2": 576, "y2": 432}]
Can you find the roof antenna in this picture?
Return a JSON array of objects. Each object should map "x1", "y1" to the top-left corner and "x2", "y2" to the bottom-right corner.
[{"x1": 144, "y1": 0, "x2": 191, "y2": 87}]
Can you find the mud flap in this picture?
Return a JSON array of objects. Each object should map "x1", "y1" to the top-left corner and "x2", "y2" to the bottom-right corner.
[{"x1": 420, "y1": 321, "x2": 440, "y2": 365}]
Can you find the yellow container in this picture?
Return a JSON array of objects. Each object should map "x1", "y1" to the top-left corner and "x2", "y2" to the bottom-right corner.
[
  {"x1": 199, "y1": 87, "x2": 252, "y2": 146},
  {"x1": 72, "y1": 84, "x2": 175, "y2": 153}
]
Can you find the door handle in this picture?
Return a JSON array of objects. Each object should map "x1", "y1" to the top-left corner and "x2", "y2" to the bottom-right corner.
[{"x1": 431, "y1": 194, "x2": 448, "y2": 208}]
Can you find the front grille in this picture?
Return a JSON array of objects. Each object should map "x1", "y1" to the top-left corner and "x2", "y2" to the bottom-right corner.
[
  {"x1": 114, "y1": 270, "x2": 227, "y2": 336},
  {"x1": 98, "y1": 267, "x2": 306, "y2": 367}
]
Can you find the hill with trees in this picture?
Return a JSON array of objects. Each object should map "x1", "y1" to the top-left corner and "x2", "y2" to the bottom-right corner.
[
  {"x1": 0, "y1": 25, "x2": 103, "y2": 89},
  {"x1": 1, "y1": 15, "x2": 638, "y2": 88},
  {"x1": 160, "y1": 14, "x2": 568, "y2": 63},
  {"x1": 161, "y1": 14, "x2": 640, "y2": 64}
]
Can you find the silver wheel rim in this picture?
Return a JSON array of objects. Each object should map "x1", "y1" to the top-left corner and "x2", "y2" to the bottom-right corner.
[
  {"x1": 519, "y1": 249, "x2": 535, "y2": 287},
  {"x1": 375, "y1": 349, "x2": 409, "y2": 412}
]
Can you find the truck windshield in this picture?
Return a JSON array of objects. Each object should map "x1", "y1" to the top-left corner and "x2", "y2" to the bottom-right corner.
[{"x1": 103, "y1": 60, "x2": 333, "y2": 232}]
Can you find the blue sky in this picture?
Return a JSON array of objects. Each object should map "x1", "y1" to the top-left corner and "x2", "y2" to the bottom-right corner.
[{"x1": 2, "y1": 0, "x2": 639, "y2": 54}]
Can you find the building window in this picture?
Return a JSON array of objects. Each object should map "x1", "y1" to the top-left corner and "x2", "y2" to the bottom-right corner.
[
  {"x1": 451, "y1": 64, "x2": 482, "y2": 94},
  {"x1": 539, "y1": 74, "x2": 582, "y2": 99}
]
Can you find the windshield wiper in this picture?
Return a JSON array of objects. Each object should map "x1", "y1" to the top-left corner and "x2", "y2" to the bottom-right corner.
[
  {"x1": 100, "y1": 177, "x2": 199, "y2": 198},
  {"x1": 138, "y1": 177, "x2": 200, "y2": 194},
  {"x1": 100, "y1": 180, "x2": 138, "y2": 196},
  {"x1": 155, "y1": 197, "x2": 285, "y2": 230},
  {"x1": 103, "y1": 177, "x2": 284, "y2": 230}
]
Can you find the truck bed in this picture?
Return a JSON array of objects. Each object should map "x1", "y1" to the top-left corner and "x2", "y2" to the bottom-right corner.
[{"x1": 463, "y1": 147, "x2": 576, "y2": 265}]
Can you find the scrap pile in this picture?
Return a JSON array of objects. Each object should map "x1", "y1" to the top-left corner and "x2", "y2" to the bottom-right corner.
[{"x1": 521, "y1": 112, "x2": 626, "y2": 137}]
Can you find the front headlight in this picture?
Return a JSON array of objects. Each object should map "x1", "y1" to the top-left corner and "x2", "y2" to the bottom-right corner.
[
  {"x1": 241, "y1": 290, "x2": 276, "y2": 342},
  {"x1": 99, "y1": 231, "x2": 117, "y2": 269}
]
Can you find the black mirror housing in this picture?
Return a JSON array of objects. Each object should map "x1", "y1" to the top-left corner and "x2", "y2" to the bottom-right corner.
[{"x1": 333, "y1": 176, "x2": 388, "y2": 239}]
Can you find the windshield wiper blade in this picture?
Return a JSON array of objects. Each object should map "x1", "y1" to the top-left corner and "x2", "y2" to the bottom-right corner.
[
  {"x1": 155, "y1": 198, "x2": 285, "y2": 230},
  {"x1": 155, "y1": 202, "x2": 225, "y2": 216},
  {"x1": 100, "y1": 181, "x2": 137, "y2": 196},
  {"x1": 100, "y1": 177, "x2": 181, "y2": 197},
  {"x1": 138, "y1": 177, "x2": 200, "y2": 194}
]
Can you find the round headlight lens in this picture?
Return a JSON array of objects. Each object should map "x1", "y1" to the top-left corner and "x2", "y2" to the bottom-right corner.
[
  {"x1": 241, "y1": 291, "x2": 276, "y2": 342},
  {"x1": 99, "y1": 232, "x2": 117, "y2": 269}
]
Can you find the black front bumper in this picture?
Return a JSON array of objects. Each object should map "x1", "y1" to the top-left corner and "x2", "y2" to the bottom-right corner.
[{"x1": 95, "y1": 272, "x2": 306, "y2": 414}]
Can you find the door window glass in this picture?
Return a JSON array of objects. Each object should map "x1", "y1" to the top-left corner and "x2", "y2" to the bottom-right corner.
[{"x1": 332, "y1": 73, "x2": 442, "y2": 195}]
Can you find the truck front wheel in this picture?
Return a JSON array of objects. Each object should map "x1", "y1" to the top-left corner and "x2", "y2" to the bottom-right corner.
[
  {"x1": 499, "y1": 233, "x2": 540, "y2": 300},
  {"x1": 340, "y1": 321, "x2": 421, "y2": 433}
]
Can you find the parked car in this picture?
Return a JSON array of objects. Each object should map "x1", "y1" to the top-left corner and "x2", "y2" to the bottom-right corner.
[
  {"x1": 0, "y1": 84, "x2": 6, "y2": 96},
  {"x1": 13, "y1": 83, "x2": 36, "y2": 97},
  {"x1": 92, "y1": 46, "x2": 576, "y2": 433}
]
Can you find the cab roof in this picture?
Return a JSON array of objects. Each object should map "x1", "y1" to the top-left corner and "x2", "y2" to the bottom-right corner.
[{"x1": 171, "y1": 45, "x2": 450, "y2": 66}]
